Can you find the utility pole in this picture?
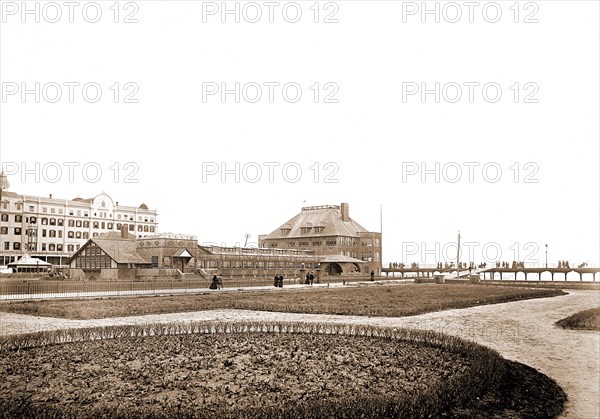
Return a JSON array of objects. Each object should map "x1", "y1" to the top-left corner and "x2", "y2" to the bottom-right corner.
[
  {"x1": 456, "y1": 231, "x2": 461, "y2": 278},
  {"x1": 244, "y1": 233, "x2": 250, "y2": 247}
]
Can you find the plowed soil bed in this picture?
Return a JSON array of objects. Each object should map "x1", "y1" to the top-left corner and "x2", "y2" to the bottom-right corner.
[{"x1": 1, "y1": 332, "x2": 469, "y2": 417}]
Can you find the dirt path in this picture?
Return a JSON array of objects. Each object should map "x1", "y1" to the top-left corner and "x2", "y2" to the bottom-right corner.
[{"x1": 1, "y1": 290, "x2": 598, "y2": 418}]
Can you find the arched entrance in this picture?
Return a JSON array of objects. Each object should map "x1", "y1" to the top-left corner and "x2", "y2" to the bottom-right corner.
[{"x1": 326, "y1": 263, "x2": 343, "y2": 274}]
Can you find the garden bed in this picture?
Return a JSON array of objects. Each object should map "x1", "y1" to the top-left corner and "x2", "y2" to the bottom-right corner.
[{"x1": 0, "y1": 321, "x2": 566, "y2": 418}]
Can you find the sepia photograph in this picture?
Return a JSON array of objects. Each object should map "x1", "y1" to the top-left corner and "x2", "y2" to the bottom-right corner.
[{"x1": 0, "y1": 1, "x2": 598, "y2": 417}]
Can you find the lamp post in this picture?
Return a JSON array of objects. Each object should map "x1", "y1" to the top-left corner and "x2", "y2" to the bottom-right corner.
[
  {"x1": 0, "y1": 170, "x2": 10, "y2": 266},
  {"x1": 545, "y1": 244, "x2": 548, "y2": 268}
]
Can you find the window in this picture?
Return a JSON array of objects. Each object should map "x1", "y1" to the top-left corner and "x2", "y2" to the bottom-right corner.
[
  {"x1": 129, "y1": 224, "x2": 134, "y2": 231},
  {"x1": 51, "y1": 208, "x2": 55, "y2": 214},
  {"x1": 138, "y1": 216, "x2": 142, "y2": 221},
  {"x1": 107, "y1": 223, "x2": 113, "y2": 229},
  {"x1": 67, "y1": 244, "x2": 74, "y2": 252},
  {"x1": 42, "y1": 243, "x2": 47, "y2": 251},
  {"x1": 326, "y1": 240, "x2": 337, "y2": 246},
  {"x1": 300, "y1": 227, "x2": 312, "y2": 235},
  {"x1": 49, "y1": 230, "x2": 56, "y2": 238},
  {"x1": 43, "y1": 207, "x2": 47, "y2": 213},
  {"x1": 77, "y1": 210, "x2": 81, "y2": 216},
  {"x1": 0, "y1": 214, "x2": 7, "y2": 222},
  {"x1": 117, "y1": 214, "x2": 121, "y2": 220},
  {"x1": 59, "y1": 209, "x2": 63, "y2": 214},
  {"x1": 42, "y1": 218, "x2": 48, "y2": 225},
  {"x1": 29, "y1": 217, "x2": 37, "y2": 224},
  {"x1": 93, "y1": 233, "x2": 98, "y2": 237},
  {"x1": 17, "y1": 204, "x2": 23, "y2": 211},
  {"x1": 68, "y1": 231, "x2": 74, "y2": 238},
  {"x1": 15, "y1": 215, "x2": 22, "y2": 222},
  {"x1": 143, "y1": 225, "x2": 148, "y2": 232},
  {"x1": 14, "y1": 227, "x2": 21, "y2": 235},
  {"x1": 58, "y1": 231, "x2": 62, "y2": 238},
  {"x1": 84, "y1": 212, "x2": 88, "y2": 217},
  {"x1": 3, "y1": 242, "x2": 9, "y2": 250},
  {"x1": 93, "y1": 222, "x2": 99, "y2": 229},
  {"x1": 0, "y1": 227, "x2": 7, "y2": 234},
  {"x1": 69, "y1": 210, "x2": 74, "y2": 216},
  {"x1": 150, "y1": 226, "x2": 155, "y2": 233},
  {"x1": 280, "y1": 228, "x2": 291, "y2": 236},
  {"x1": 1, "y1": 202, "x2": 7, "y2": 210},
  {"x1": 42, "y1": 229, "x2": 47, "y2": 237},
  {"x1": 116, "y1": 223, "x2": 122, "y2": 230},
  {"x1": 83, "y1": 221, "x2": 89, "y2": 228},
  {"x1": 50, "y1": 218, "x2": 56, "y2": 226},
  {"x1": 151, "y1": 256, "x2": 159, "y2": 268},
  {"x1": 75, "y1": 243, "x2": 112, "y2": 269},
  {"x1": 13, "y1": 242, "x2": 20, "y2": 250},
  {"x1": 68, "y1": 220, "x2": 75, "y2": 227},
  {"x1": 57, "y1": 244, "x2": 63, "y2": 251},
  {"x1": 76, "y1": 232, "x2": 82, "y2": 239},
  {"x1": 57, "y1": 219, "x2": 63, "y2": 226},
  {"x1": 138, "y1": 225, "x2": 143, "y2": 232},
  {"x1": 49, "y1": 244, "x2": 56, "y2": 251},
  {"x1": 28, "y1": 243, "x2": 36, "y2": 251},
  {"x1": 76, "y1": 220, "x2": 82, "y2": 227},
  {"x1": 83, "y1": 232, "x2": 89, "y2": 239},
  {"x1": 101, "y1": 222, "x2": 105, "y2": 229}
]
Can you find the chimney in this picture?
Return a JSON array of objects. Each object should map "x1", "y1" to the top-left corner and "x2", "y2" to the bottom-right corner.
[
  {"x1": 341, "y1": 203, "x2": 350, "y2": 222},
  {"x1": 49, "y1": 194, "x2": 52, "y2": 199},
  {"x1": 121, "y1": 225, "x2": 129, "y2": 239}
]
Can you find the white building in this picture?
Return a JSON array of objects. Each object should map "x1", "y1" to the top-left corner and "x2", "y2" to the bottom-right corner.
[{"x1": 0, "y1": 184, "x2": 158, "y2": 265}]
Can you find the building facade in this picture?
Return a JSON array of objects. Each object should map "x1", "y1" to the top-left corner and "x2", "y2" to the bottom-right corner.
[
  {"x1": 0, "y1": 186, "x2": 158, "y2": 265},
  {"x1": 259, "y1": 203, "x2": 382, "y2": 276}
]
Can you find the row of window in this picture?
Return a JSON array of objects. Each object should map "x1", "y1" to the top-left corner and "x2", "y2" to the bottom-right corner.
[
  {"x1": 3, "y1": 242, "x2": 81, "y2": 252},
  {"x1": 1, "y1": 214, "x2": 156, "y2": 227},
  {"x1": 293, "y1": 226, "x2": 325, "y2": 235},
  {"x1": 1, "y1": 204, "x2": 155, "y2": 222},
  {"x1": 0, "y1": 221, "x2": 155, "y2": 233}
]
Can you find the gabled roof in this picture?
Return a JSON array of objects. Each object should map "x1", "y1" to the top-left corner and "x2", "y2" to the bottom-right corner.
[
  {"x1": 173, "y1": 248, "x2": 193, "y2": 258},
  {"x1": 264, "y1": 204, "x2": 369, "y2": 239},
  {"x1": 70, "y1": 232, "x2": 150, "y2": 265}
]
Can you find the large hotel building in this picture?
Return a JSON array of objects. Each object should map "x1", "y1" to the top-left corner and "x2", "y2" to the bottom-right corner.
[{"x1": 0, "y1": 181, "x2": 158, "y2": 265}]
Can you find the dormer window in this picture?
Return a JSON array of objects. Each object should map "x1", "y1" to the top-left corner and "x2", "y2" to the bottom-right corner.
[
  {"x1": 300, "y1": 227, "x2": 312, "y2": 235},
  {"x1": 280, "y1": 228, "x2": 291, "y2": 236}
]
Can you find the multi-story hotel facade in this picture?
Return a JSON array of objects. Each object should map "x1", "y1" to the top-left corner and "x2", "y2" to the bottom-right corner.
[{"x1": 0, "y1": 185, "x2": 158, "y2": 265}]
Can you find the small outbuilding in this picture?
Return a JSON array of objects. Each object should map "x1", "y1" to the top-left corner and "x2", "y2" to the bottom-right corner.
[{"x1": 8, "y1": 255, "x2": 52, "y2": 273}]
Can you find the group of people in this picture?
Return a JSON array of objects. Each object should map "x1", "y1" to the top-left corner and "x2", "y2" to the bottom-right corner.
[
  {"x1": 305, "y1": 272, "x2": 316, "y2": 285},
  {"x1": 558, "y1": 260, "x2": 570, "y2": 269},
  {"x1": 273, "y1": 274, "x2": 284, "y2": 288},
  {"x1": 210, "y1": 274, "x2": 223, "y2": 290}
]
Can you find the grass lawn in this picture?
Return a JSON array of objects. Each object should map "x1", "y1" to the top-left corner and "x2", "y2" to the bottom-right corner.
[
  {"x1": 555, "y1": 307, "x2": 600, "y2": 331},
  {"x1": 0, "y1": 283, "x2": 566, "y2": 320}
]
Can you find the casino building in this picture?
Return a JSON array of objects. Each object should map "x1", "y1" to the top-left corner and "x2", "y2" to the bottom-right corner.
[{"x1": 259, "y1": 203, "x2": 382, "y2": 276}]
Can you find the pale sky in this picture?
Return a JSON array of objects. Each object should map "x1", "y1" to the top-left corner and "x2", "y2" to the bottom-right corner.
[{"x1": 1, "y1": 0, "x2": 598, "y2": 266}]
